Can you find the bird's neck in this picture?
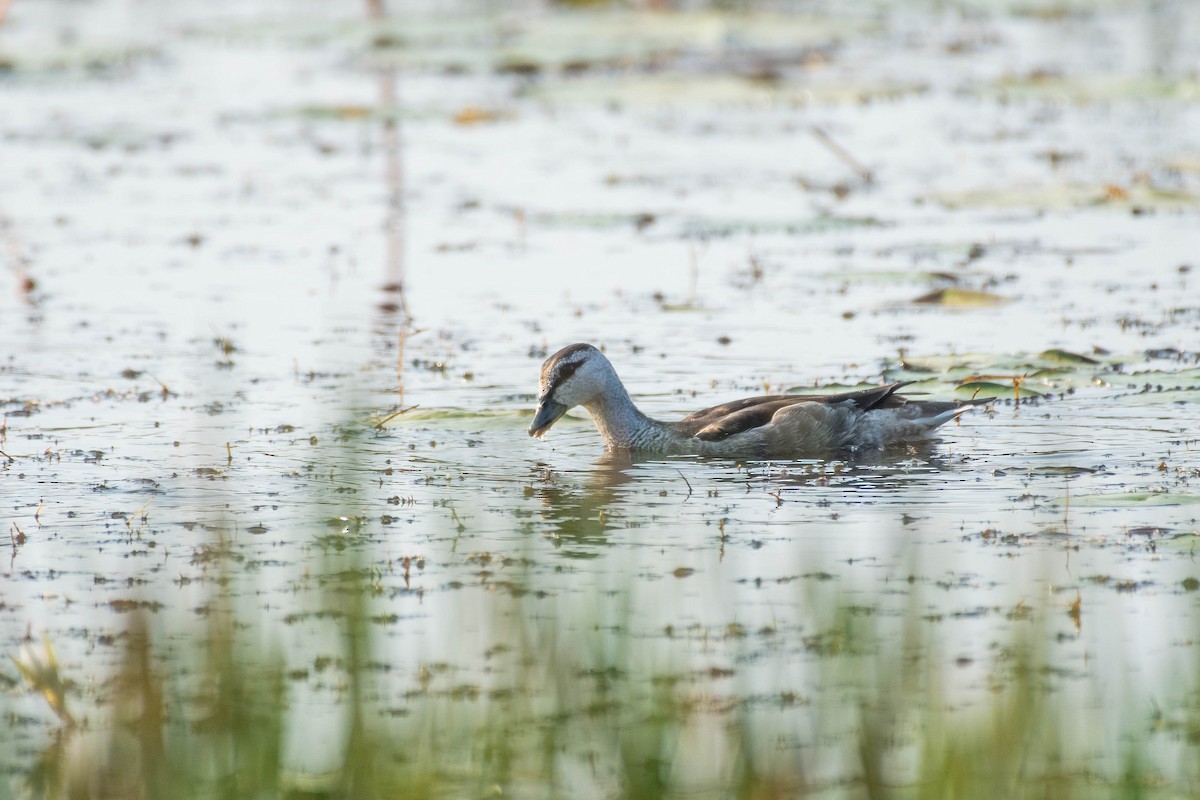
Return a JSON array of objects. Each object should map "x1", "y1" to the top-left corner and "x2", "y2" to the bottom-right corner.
[{"x1": 583, "y1": 380, "x2": 666, "y2": 450}]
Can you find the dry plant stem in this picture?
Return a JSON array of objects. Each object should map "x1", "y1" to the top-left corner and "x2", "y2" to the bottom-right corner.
[
  {"x1": 810, "y1": 125, "x2": 874, "y2": 183},
  {"x1": 147, "y1": 374, "x2": 171, "y2": 398},
  {"x1": 375, "y1": 404, "x2": 420, "y2": 430},
  {"x1": 957, "y1": 372, "x2": 1029, "y2": 402},
  {"x1": 676, "y1": 469, "x2": 693, "y2": 500}
]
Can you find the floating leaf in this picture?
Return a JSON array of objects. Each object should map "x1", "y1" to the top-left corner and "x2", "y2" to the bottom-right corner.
[
  {"x1": 682, "y1": 215, "x2": 884, "y2": 238},
  {"x1": 955, "y1": 381, "x2": 1043, "y2": 399},
  {"x1": 911, "y1": 288, "x2": 1008, "y2": 307},
  {"x1": 1031, "y1": 466, "x2": 1096, "y2": 476},
  {"x1": 0, "y1": 41, "x2": 159, "y2": 73},
  {"x1": 932, "y1": 183, "x2": 1200, "y2": 212},
  {"x1": 1038, "y1": 349, "x2": 1100, "y2": 365},
  {"x1": 1154, "y1": 535, "x2": 1200, "y2": 552},
  {"x1": 786, "y1": 382, "x2": 886, "y2": 395},
  {"x1": 452, "y1": 106, "x2": 511, "y2": 126},
  {"x1": 989, "y1": 73, "x2": 1200, "y2": 104},
  {"x1": 1054, "y1": 492, "x2": 1200, "y2": 507},
  {"x1": 291, "y1": 104, "x2": 428, "y2": 122},
  {"x1": 1113, "y1": 388, "x2": 1200, "y2": 405},
  {"x1": 530, "y1": 211, "x2": 653, "y2": 230}
]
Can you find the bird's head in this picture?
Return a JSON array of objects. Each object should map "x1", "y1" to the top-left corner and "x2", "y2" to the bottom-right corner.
[{"x1": 528, "y1": 343, "x2": 613, "y2": 438}]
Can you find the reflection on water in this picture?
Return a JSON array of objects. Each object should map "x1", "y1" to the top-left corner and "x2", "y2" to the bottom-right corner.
[{"x1": 533, "y1": 442, "x2": 967, "y2": 560}]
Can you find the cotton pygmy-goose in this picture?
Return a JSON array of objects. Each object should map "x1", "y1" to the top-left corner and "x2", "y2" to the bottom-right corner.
[{"x1": 528, "y1": 343, "x2": 987, "y2": 457}]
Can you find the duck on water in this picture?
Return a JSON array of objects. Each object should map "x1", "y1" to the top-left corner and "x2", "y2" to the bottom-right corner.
[{"x1": 528, "y1": 343, "x2": 988, "y2": 458}]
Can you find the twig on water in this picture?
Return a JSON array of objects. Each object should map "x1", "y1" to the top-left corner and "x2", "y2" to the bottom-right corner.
[
  {"x1": 128, "y1": 500, "x2": 152, "y2": 530},
  {"x1": 376, "y1": 404, "x2": 420, "y2": 430},
  {"x1": 147, "y1": 374, "x2": 172, "y2": 399},
  {"x1": 676, "y1": 469, "x2": 692, "y2": 501},
  {"x1": 810, "y1": 125, "x2": 874, "y2": 184}
]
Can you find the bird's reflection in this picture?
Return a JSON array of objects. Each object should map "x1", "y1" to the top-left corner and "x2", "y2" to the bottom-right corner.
[
  {"x1": 530, "y1": 453, "x2": 634, "y2": 557},
  {"x1": 532, "y1": 441, "x2": 959, "y2": 558}
]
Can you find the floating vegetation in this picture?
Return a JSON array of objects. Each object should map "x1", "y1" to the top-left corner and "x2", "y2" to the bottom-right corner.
[
  {"x1": 910, "y1": 287, "x2": 1010, "y2": 307},
  {"x1": 1038, "y1": 348, "x2": 1100, "y2": 365},
  {"x1": 0, "y1": 41, "x2": 159, "y2": 74},
  {"x1": 990, "y1": 72, "x2": 1200, "y2": 104},
  {"x1": 1058, "y1": 491, "x2": 1200, "y2": 507},
  {"x1": 930, "y1": 183, "x2": 1200, "y2": 212},
  {"x1": 681, "y1": 214, "x2": 886, "y2": 238},
  {"x1": 956, "y1": 379, "x2": 1044, "y2": 399},
  {"x1": 521, "y1": 73, "x2": 929, "y2": 108}
]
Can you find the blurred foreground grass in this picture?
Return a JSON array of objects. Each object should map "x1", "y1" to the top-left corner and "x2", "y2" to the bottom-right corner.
[
  {"x1": 6, "y1": 524, "x2": 1199, "y2": 800},
  {"x1": 4, "y1": 418, "x2": 1200, "y2": 800}
]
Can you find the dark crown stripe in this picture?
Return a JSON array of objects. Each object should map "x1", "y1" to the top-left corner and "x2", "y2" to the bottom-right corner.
[{"x1": 550, "y1": 343, "x2": 593, "y2": 363}]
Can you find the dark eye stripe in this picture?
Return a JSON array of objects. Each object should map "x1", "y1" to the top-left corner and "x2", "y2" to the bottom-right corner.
[{"x1": 545, "y1": 359, "x2": 582, "y2": 395}]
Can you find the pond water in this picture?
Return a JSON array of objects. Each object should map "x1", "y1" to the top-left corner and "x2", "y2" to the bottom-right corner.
[{"x1": 2, "y1": 0, "x2": 1199, "y2": 795}]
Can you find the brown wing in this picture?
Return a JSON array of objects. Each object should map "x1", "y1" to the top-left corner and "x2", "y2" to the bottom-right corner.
[{"x1": 677, "y1": 382, "x2": 916, "y2": 443}]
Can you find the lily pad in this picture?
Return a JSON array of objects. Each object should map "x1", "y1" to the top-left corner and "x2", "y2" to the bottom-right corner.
[
  {"x1": 1038, "y1": 349, "x2": 1100, "y2": 365},
  {"x1": 955, "y1": 381, "x2": 1043, "y2": 400},
  {"x1": 1055, "y1": 492, "x2": 1200, "y2": 507}
]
